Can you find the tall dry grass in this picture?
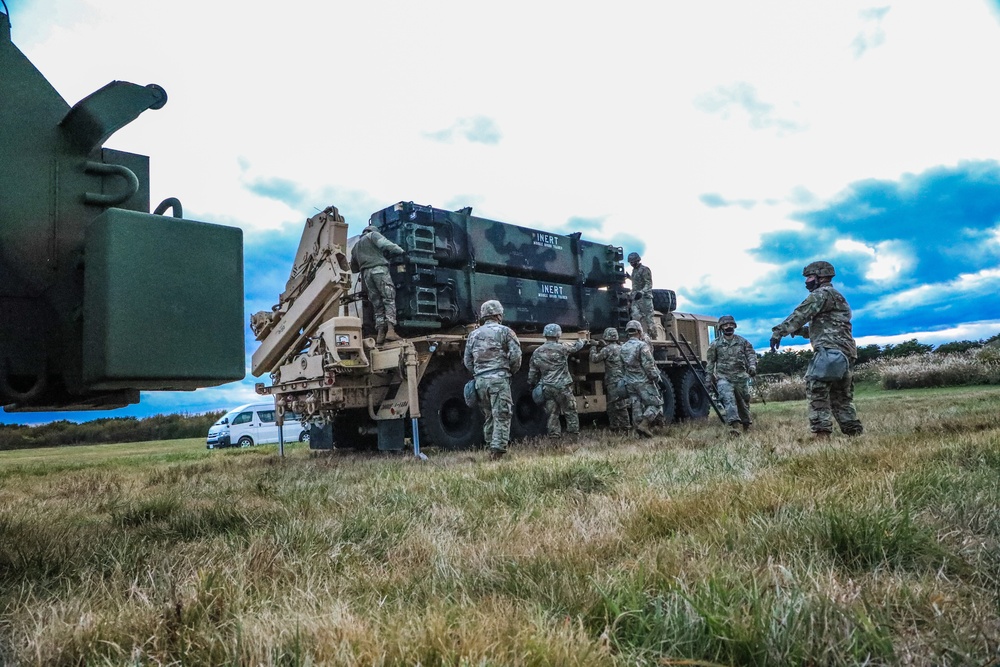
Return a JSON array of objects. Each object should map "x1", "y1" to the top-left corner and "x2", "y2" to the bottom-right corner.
[{"x1": 1, "y1": 387, "x2": 999, "y2": 665}]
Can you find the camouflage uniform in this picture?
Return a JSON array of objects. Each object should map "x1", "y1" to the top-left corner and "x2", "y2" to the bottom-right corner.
[
  {"x1": 772, "y1": 283, "x2": 863, "y2": 436},
  {"x1": 629, "y1": 262, "x2": 655, "y2": 339},
  {"x1": 528, "y1": 338, "x2": 586, "y2": 436},
  {"x1": 590, "y1": 340, "x2": 630, "y2": 429},
  {"x1": 464, "y1": 320, "x2": 522, "y2": 453},
  {"x1": 620, "y1": 333, "x2": 663, "y2": 430},
  {"x1": 351, "y1": 224, "x2": 405, "y2": 331},
  {"x1": 706, "y1": 333, "x2": 757, "y2": 428}
]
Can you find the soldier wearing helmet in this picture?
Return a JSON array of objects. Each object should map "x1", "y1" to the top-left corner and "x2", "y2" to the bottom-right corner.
[
  {"x1": 620, "y1": 320, "x2": 663, "y2": 437},
  {"x1": 706, "y1": 315, "x2": 757, "y2": 435},
  {"x1": 528, "y1": 323, "x2": 588, "y2": 438},
  {"x1": 464, "y1": 300, "x2": 523, "y2": 458},
  {"x1": 770, "y1": 261, "x2": 863, "y2": 438},
  {"x1": 626, "y1": 252, "x2": 656, "y2": 340},
  {"x1": 590, "y1": 326, "x2": 630, "y2": 431},
  {"x1": 351, "y1": 221, "x2": 406, "y2": 345}
]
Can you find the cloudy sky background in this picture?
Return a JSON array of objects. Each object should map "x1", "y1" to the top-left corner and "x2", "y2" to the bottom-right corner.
[{"x1": 4, "y1": 0, "x2": 1000, "y2": 424}]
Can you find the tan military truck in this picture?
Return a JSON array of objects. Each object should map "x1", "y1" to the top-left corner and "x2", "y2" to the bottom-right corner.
[{"x1": 250, "y1": 203, "x2": 717, "y2": 451}]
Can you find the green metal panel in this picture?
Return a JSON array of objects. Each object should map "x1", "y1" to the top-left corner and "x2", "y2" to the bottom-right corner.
[{"x1": 83, "y1": 209, "x2": 245, "y2": 389}]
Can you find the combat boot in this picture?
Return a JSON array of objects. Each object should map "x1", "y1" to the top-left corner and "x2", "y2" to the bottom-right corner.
[
  {"x1": 384, "y1": 323, "x2": 401, "y2": 342},
  {"x1": 635, "y1": 418, "x2": 653, "y2": 438},
  {"x1": 375, "y1": 326, "x2": 387, "y2": 346}
]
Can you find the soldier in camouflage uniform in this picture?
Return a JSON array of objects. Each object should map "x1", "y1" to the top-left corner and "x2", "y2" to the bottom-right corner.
[
  {"x1": 351, "y1": 222, "x2": 406, "y2": 345},
  {"x1": 627, "y1": 252, "x2": 656, "y2": 340},
  {"x1": 464, "y1": 300, "x2": 523, "y2": 458},
  {"x1": 620, "y1": 320, "x2": 663, "y2": 437},
  {"x1": 590, "y1": 326, "x2": 631, "y2": 431},
  {"x1": 528, "y1": 323, "x2": 588, "y2": 437},
  {"x1": 706, "y1": 315, "x2": 757, "y2": 435},
  {"x1": 770, "y1": 261, "x2": 864, "y2": 438}
]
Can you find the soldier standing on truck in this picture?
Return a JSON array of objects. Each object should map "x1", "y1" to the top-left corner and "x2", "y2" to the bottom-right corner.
[
  {"x1": 769, "y1": 261, "x2": 864, "y2": 439},
  {"x1": 528, "y1": 324, "x2": 588, "y2": 438},
  {"x1": 621, "y1": 320, "x2": 663, "y2": 438},
  {"x1": 464, "y1": 300, "x2": 523, "y2": 459},
  {"x1": 590, "y1": 327, "x2": 631, "y2": 431},
  {"x1": 626, "y1": 252, "x2": 656, "y2": 340},
  {"x1": 351, "y1": 221, "x2": 406, "y2": 346},
  {"x1": 706, "y1": 315, "x2": 757, "y2": 436}
]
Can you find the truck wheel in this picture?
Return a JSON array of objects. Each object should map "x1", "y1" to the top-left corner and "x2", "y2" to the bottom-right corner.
[
  {"x1": 659, "y1": 372, "x2": 677, "y2": 423},
  {"x1": 238, "y1": 436, "x2": 254, "y2": 448},
  {"x1": 420, "y1": 367, "x2": 484, "y2": 449},
  {"x1": 673, "y1": 368, "x2": 710, "y2": 420},
  {"x1": 510, "y1": 368, "x2": 547, "y2": 440}
]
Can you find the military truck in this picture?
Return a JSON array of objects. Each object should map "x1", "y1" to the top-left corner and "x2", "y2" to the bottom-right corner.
[{"x1": 250, "y1": 202, "x2": 716, "y2": 451}]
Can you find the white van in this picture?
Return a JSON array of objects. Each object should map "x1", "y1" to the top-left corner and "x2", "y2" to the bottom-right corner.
[{"x1": 206, "y1": 402, "x2": 307, "y2": 449}]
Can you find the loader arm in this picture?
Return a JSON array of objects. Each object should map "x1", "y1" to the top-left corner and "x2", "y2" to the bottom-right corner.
[{"x1": 250, "y1": 206, "x2": 352, "y2": 377}]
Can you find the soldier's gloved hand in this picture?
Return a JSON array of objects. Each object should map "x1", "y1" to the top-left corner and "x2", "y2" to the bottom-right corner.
[
  {"x1": 748, "y1": 368, "x2": 757, "y2": 379},
  {"x1": 769, "y1": 334, "x2": 782, "y2": 352}
]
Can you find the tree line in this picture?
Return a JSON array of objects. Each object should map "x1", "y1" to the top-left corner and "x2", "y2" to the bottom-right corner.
[
  {"x1": 0, "y1": 412, "x2": 224, "y2": 451},
  {"x1": 756, "y1": 333, "x2": 1000, "y2": 377}
]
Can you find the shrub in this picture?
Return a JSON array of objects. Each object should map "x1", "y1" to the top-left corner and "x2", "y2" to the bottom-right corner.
[
  {"x1": 856, "y1": 350, "x2": 1000, "y2": 390},
  {"x1": 760, "y1": 377, "x2": 807, "y2": 402}
]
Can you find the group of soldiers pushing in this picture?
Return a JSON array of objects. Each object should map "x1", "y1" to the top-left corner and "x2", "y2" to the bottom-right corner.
[
  {"x1": 353, "y1": 220, "x2": 864, "y2": 458},
  {"x1": 464, "y1": 301, "x2": 666, "y2": 459}
]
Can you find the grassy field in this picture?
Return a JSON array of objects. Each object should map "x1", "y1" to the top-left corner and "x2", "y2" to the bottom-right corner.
[{"x1": 1, "y1": 386, "x2": 998, "y2": 666}]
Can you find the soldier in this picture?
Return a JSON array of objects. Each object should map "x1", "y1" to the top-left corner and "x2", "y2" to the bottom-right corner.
[
  {"x1": 770, "y1": 261, "x2": 864, "y2": 438},
  {"x1": 528, "y1": 323, "x2": 587, "y2": 438},
  {"x1": 590, "y1": 326, "x2": 631, "y2": 431},
  {"x1": 620, "y1": 320, "x2": 663, "y2": 437},
  {"x1": 351, "y1": 221, "x2": 406, "y2": 345},
  {"x1": 463, "y1": 300, "x2": 523, "y2": 459},
  {"x1": 626, "y1": 252, "x2": 656, "y2": 340},
  {"x1": 706, "y1": 315, "x2": 757, "y2": 436}
]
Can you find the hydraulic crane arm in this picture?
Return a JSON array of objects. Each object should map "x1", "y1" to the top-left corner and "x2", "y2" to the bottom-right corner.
[{"x1": 250, "y1": 206, "x2": 352, "y2": 376}]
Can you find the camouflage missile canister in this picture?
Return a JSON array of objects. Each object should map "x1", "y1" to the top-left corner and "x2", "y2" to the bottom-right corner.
[
  {"x1": 389, "y1": 266, "x2": 630, "y2": 333},
  {"x1": 369, "y1": 202, "x2": 625, "y2": 286}
]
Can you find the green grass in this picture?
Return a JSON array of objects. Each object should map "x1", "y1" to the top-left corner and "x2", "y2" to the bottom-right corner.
[{"x1": 1, "y1": 388, "x2": 999, "y2": 665}]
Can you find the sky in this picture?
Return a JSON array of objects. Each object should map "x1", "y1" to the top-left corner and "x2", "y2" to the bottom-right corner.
[{"x1": 3, "y1": 0, "x2": 1000, "y2": 425}]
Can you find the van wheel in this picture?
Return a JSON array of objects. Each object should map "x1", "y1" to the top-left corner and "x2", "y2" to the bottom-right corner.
[
  {"x1": 673, "y1": 368, "x2": 710, "y2": 420},
  {"x1": 298, "y1": 430, "x2": 309, "y2": 442},
  {"x1": 238, "y1": 436, "x2": 254, "y2": 448},
  {"x1": 420, "y1": 366, "x2": 484, "y2": 449}
]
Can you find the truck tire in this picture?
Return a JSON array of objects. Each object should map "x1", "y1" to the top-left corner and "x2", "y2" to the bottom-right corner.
[
  {"x1": 659, "y1": 372, "x2": 677, "y2": 424},
  {"x1": 420, "y1": 366, "x2": 484, "y2": 449},
  {"x1": 510, "y1": 368, "x2": 547, "y2": 440},
  {"x1": 651, "y1": 289, "x2": 676, "y2": 313},
  {"x1": 673, "y1": 367, "x2": 710, "y2": 420}
]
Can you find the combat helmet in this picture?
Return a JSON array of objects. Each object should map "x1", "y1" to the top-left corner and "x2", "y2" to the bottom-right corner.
[
  {"x1": 480, "y1": 300, "x2": 504, "y2": 319},
  {"x1": 625, "y1": 320, "x2": 643, "y2": 334},
  {"x1": 543, "y1": 323, "x2": 562, "y2": 338},
  {"x1": 603, "y1": 327, "x2": 619, "y2": 342},
  {"x1": 627, "y1": 252, "x2": 641, "y2": 263},
  {"x1": 718, "y1": 315, "x2": 737, "y2": 328},
  {"x1": 802, "y1": 261, "x2": 835, "y2": 278}
]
